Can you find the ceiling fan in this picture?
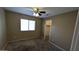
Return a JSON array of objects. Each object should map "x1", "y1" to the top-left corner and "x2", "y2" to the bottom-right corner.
[{"x1": 33, "y1": 8, "x2": 46, "y2": 16}]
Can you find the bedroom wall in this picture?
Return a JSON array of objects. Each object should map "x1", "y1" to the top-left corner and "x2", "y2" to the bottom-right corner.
[
  {"x1": 0, "y1": 8, "x2": 6, "y2": 50},
  {"x1": 70, "y1": 10, "x2": 79, "y2": 51},
  {"x1": 5, "y1": 11, "x2": 42, "y2": 41},
  {"x1": 50, "y1": 10, "x2": 78, "y2": 50}
]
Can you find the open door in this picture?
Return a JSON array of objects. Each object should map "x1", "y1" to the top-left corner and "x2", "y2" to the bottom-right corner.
[{"x1": 44, "y1": 19, "x2": 52, "y2": 40}]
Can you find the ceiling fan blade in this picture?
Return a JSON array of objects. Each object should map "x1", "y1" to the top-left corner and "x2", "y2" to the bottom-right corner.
[
  {"x1": 39, "y1": 11, "x2": 46, "y2": 13},
  {"x1": 39, "y1": 13, "x2": 42, "y2": 16}
]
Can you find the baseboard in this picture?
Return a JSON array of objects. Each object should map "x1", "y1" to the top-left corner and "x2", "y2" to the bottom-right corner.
[
  {"x1": 1, "y1": 41, "x2": 8, "y2": 50},
  {"x1": 0, "y1": 37, "x2": 39, "y2": 50},
  {"x1": 49, "y1": 41, "x2": 66, "y2": 51},
  {"x1": 8, "y1": 37, "x2": 39, "y2": 43}
]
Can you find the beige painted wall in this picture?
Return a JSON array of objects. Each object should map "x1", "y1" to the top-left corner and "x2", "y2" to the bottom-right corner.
[
  {"x1": 50, "y1": 11, "x2": 78, "y2": 50},
  {"x1": 0, "y1": 8, "x2": 6, "y2": 50},
  {"x1": 5, "y1": 11, "x2": 42, "y2": 41}
]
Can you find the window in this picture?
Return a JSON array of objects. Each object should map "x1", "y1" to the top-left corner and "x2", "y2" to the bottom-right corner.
[{"x1": 20, "y1": 19, "x2": 35, "y2": 31}]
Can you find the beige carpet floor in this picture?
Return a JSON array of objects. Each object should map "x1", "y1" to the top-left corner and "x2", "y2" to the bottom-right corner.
[{"x1": 5, "y1": 39, "x2": 61, "y2": 51}]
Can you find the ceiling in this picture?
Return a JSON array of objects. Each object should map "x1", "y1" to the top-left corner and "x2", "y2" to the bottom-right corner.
[{"x1": 4, "y1": 7, "x2": 79, "y2": 18}]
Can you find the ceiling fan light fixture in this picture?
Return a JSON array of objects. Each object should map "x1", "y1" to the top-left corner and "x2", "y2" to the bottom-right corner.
[
  {"x1": 33, "y1": 8, "x2": 39, "y2": 13},
  {"x1": 33, "y1": 13, "x2": 39, "y2": 17},
  {"x1": 33, "y1": 8, "x2": 37, "y2": 12},
  {"x1": 33, "y1": 8, "x2": 46, "y2": 17},
  {"x1": 35, "y1": 13, "x2": 39, "y2": 17}
]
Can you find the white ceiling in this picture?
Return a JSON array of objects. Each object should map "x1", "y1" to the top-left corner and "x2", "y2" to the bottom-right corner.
[{"x1": 4, "y1": 7, "x2": 79, "y2": 18}]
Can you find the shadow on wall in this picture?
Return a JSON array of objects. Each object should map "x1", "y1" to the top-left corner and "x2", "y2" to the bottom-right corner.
[{"x1": 0, "y1": 8, "x2": 6, "y2": 50}]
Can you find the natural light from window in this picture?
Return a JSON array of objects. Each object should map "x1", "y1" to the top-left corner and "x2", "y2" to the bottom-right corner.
[{"x1": 21, "y1": 19, "x2": 35, "y2": 31}]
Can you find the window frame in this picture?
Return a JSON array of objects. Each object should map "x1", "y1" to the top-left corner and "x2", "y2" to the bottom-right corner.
[{"x1": 20, "y1": 18, "x2": 36, "y2": 31}]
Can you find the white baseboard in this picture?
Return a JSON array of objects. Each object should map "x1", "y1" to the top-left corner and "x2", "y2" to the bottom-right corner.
[{"x1": 49, "y1": 41, "x2": 66, "y2": 51}]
